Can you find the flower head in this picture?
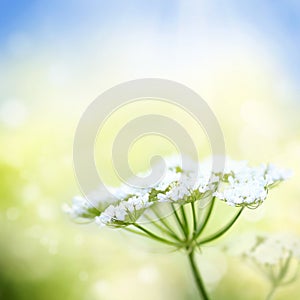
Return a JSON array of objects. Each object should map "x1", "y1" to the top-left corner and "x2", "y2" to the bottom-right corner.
[
  {"x1": 213, "y1": 160, "x2": 290, "y2": 208},
  {"x1": 95, "y1": 193, "x2": 153, "y2": 227},
  {"x1": 246, "y1": 233, "x2": 300, "y2": 266},
  {"x1": 65, "y1": 156, "x2": 290, "y2": 226}
]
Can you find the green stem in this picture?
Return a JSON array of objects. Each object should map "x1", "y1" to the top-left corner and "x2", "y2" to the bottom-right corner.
[
  {"x1": 152, "y1": 207, "x2": 182, "y2": 240},
  {"x1": 281, "y1": 263, "x2": 300, "y2": 286},
  {"x1": 195, "y1": 196, "x2": 215, "y2": 239},
  {"x1": 265, "y1": 254, "x2": 294, "y2": 299},
  {"x1": 191, "y1": 202, "x2": 197, "y2": 237},
  {"x1": 144, "y1": 215, "x2": 181, "y2": 242},
  {"x1": 278, "y1": 252, "x2": 292, "y2": 280},
  {"x1": 124, "y1": 227, "x2": 149, "y2": 238},
  {"x1": 133, "y1": 224, "x2": 180, "y2": 247},
  {"x1": 180, "y1": 205, "x2": 189, "y2": 237},
  {"x1": 171, "y1": 203, "x2": 186, "y2": 238},
  {"x1": 264, "y1": 264, "x2": 276, "y2": 283},
  {"x1": 188, "y1": 250, "x2": 210, "y2": 300},
  {"x1": 198, "y1": 207, "x2": 244, "y2": 245},
  {"x1": 266, "y1": 285, "x2": 276, "y2": 300}
]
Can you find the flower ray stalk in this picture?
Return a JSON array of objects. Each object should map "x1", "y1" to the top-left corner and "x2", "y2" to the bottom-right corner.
[
  {"x1": 180, "y1": 205, "x2": 189, "y2": 238},
  {"x1": 191, "y1": 202, "x2": 197, "y2": 237},
  {"x1": 151, "y1": 207, "x2": 183, "y2": 240},
  {"x1": 197, "y1": 207, "x2": 244, "y2": 245},
  {"x1": 144, "y1": 214, "x2": 182, "y2": 242},
  {"x1": 171, "y1": 203, "x2": 187, "y2": 239},
  {"x1": 195, "y1": 196, "x2": 216, "y2": 239},
  {"x1": 133, "y1": 223, "x2": 181, "y2": 247}
]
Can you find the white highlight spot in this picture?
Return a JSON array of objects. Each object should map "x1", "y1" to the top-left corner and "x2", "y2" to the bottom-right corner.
[{"x1": 0, "y1": 99, "x2": 28, "y2": 128}]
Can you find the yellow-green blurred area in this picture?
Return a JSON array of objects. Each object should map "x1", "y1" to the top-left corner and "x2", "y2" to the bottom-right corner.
[{"x1": 1, "y1": 1, "x2": 300, "y2": 299}]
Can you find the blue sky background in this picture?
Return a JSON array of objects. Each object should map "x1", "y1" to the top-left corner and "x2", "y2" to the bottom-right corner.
[{"x1": 1, "y1": 0, "x2": 299, "y2": 89}]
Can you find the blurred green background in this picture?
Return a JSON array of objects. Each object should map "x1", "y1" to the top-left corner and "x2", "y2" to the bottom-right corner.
[{"x1": 1, "y1": 1, "x2": 300, "y2": 299}]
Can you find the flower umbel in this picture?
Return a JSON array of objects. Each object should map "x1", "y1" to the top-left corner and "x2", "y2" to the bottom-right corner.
[
  {"x1": 243, "y1": 233, "x2": 300, "y2": 300},
  {"x1": 66, "y1": 156, "x2": 290, "y2": 299}
]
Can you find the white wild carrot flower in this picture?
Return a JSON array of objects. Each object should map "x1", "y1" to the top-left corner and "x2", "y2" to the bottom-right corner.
[{"x1": 66, "y1": 155, "x2": 291, "y2": 300}]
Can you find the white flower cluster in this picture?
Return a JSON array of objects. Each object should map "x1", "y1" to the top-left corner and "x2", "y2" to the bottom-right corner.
[
  {"x1": 95, "y1": 193, "x2": 152, "y2": 227},
  {"x1": 213, "y1": 162, "x2": 291, "y2": 208},
  {"x1": 63, "y1": 186, "x2": 120, "y2": 220},
  {"x1": 66, "y1": 156, "x2": 290, "y2": 227},
  {"x1": 156, "y1": 171, "x2": 218, "y2": 204},
  {"x1": 245, "y1": 233, "x2": 300, "y2": 266},
  {"x1": 63, "y1": 195, "x2": 96, "y2": 219}
]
